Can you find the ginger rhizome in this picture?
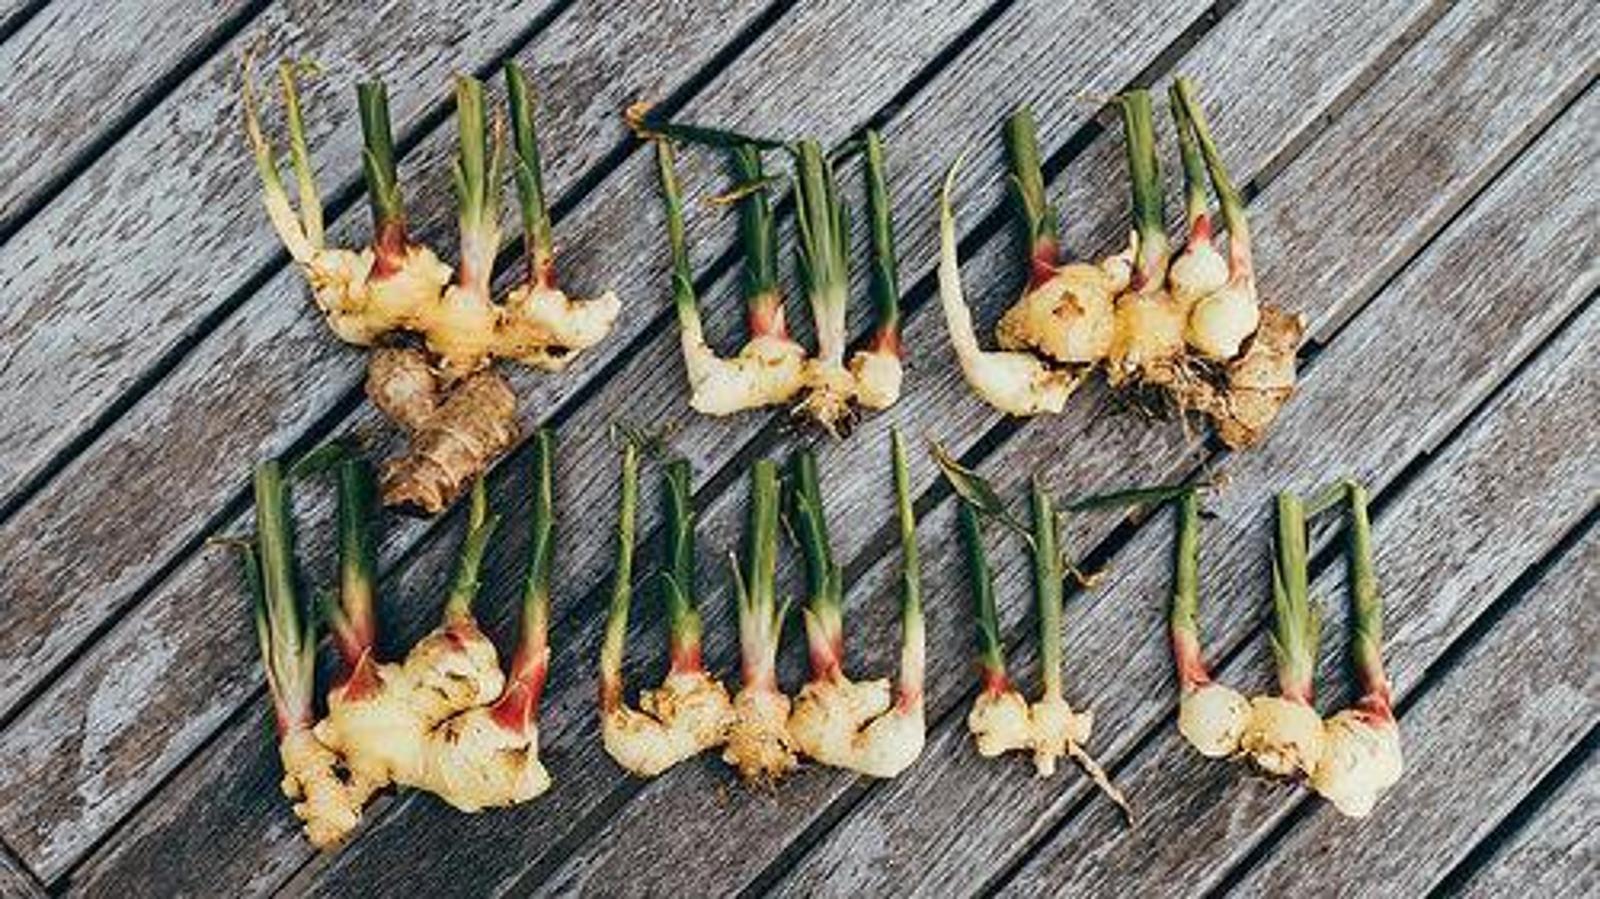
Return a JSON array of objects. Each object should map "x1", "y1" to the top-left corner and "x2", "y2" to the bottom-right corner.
[
  {"x1": 239, "y1": 459, "x2": 365, "y2": 849},
  {"x1": 785, "y1": 430, "x2": 926, "y2": 778},
  {"x1": 653, "y1": 138, "x2": 805, "y2": 415},
  {"x1": 1311, "y1": 480, "x2": 1403, "y2": 817},
  {"x1": 1239, "y1": 491, "x2": 1325, "y2": 778},
  {"x1": 938, "y1": 154, "x2": 1080, "y2": 416},
  {"x1": 944, "y1": 457, "x2": 1130, "y2": 820},
  {"x1": 937, "y1": 83, "x2": 1301, "y2": 448},
  {"x1": 723, "y1": 459, "x2": 799, "y2": 783},
  {"x1": 1168, "y1": 488, "x2": 1251, "y2": 758},
  {"x1": 601, "y1": 443, "x2": 734, "y2": 777},
  {"x1": 635, "y1": 110, "x2": 907, "y2": 432},
  {"x1": 240, "y1": 441, "x2": 561, "y2": 846},
  {"x1": 245, "y1": 63, "x2": 616, "y2": 515},
  {"x1": 994, "y1": 107, "x2": 1124, "y2": 368}
]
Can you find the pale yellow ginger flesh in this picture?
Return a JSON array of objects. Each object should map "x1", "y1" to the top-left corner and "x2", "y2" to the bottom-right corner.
[
  {"x1": 679, "y1": 329, "x2": 807, "y2": 416},
  {"x1": 1185, "y1": 279, "x2": 1259, "y2": 361},
  {"x1": 277, "y1": 728, "x2": 364, "y2": 849},
  {"x1": 994, "y1": 262, "x2": 1119, "y2": 365},
  {"x1": 938, "y1": 161, "x2": 1079, "y2": 416},
  {"x1": 788, "y1": 677, "x2": 925, "y2": 778},
  {"x1": 723, "y1": 687, "x2": 799, "y2": 783},
  {"x1": 848, "y1": 349, "x2": 903, "y2": 410},
  {"x1": 500, "y1": 283, "x2": 623, "y2": 371},
  {"x1": 1168, "y1": 241, "x2": 1229, "y2": 308},
  {"x1": 603, "y1": 672, "x2": 735, "y2": 778},
  {"x1": 1177, "y1": 682, "x2": 1252, "y2": 758},
  {"x1": 314, "y1": 623, "x2": 507, "y2": 802},
  {"x1": 1240, "y1": 695, "x2": 1326, "y2": 778},
  {"x1": 1312, "y1": 711, "x2": 1403, "y2": 818},
  {"x1": 965, "y1": 689, "x2": 1129, "y2": 816},
  {"x1": 419, "y1": 707, "x2": 552, "y2": 812},
  {"x1": 1109, "y1": 285, "x2": 1189, "y2": 385}
]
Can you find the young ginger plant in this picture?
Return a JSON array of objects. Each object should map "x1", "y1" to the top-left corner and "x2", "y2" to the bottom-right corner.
[
  {"x1": 847, "y1": 131, "x2": 908, "y2": 411},
  {"x1": 496, "y1": 62, "x2": 621, "y2": 371},
  {"x1": 785, "y1": 430, "x2": 926, "y2": 778},
  {"x1": 1310, "y1": 479, "x2": 1402, "y2": 817},
  {"x1": 723, "y1": 459, "x2": 799, "y2": 783},
  {"x1": 652, "y1": 137, "x2": 806, "y2": 415},
  {"x1": 942, "y1": 454, "x2": 1130, "y2": 820},
  {"x1": 243, "y1": 59, "x2": 452, "y2": 347},
  {"x1": 238, "y1": 458, "x2": 364, "y2": 849},
  {"x1": 1107, "y1": 89, "x2": 1187, "y2": 387},
  {"x1": 993, "y1": 106, "x2": 1124, "y2": 366},
  {"x1": 601, "y1": 444, "x2": 734, "y2": 777},
  {"x1": 1169, "y1": 78, "x2": 1304, "y2": 449},
  {"x1": 1168, "y1": 488, "x2": 1252, "y2": 758},
  {"x1": 937, "y1": 154, "x2": 1081, "y2": 416},
  {"x1": 1239, "y1": 490, "x2": 1326, "y2": 778},
  {"x1": 791, "y1": 140, "x2": 860, "y2": 435}
]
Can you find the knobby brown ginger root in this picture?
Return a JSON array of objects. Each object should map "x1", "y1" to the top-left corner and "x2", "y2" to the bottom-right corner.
[{"x1": 366, "y1": 347, "x2": 519, "y2": 515}]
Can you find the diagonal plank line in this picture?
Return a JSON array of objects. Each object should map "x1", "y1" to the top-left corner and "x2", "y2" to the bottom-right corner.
[
  {"x1": 1204, "y1": 506, "x2": 1600, "y2": 899},
  {"x1": 1426, "y1": 720, "x2": 1600, "y2": 899},
  {"x1": 0, "y1": 0, "x2": 788, "y2": 733},
  {"x1": 763, "y1": 48, "x2": 1598, "y2": 898},
  {"x1": 0, "y1": 835, "x2": 45, "y2": 899},
  {"x1": 0, "y1": 0, "x2": 582, "y2": 525},
  {"x1": 0, "y1": 0, "x2": 277, "y2": 241},
  {"x1": 0, "y1": 0, "x2": 46, "y2": 44}
]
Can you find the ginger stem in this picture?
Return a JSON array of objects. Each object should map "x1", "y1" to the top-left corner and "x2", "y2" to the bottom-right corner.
[
  {"x1": 277, "y1": 62, "x2": 324, "y2": 248},
  {"x1": 441, "y1": 479, "x2": 501, "y2": 625},
  {"x1": 1168, "y1": 488, "x2": 1213, "y2": 691},
  {"x1": 734, "y1": 460, "x2": 787, "y2": 691},
  {"x1": 790, "y1": 449, "x2": 844, "y2": 681},
  {"x1": 958, "y1": 501, "x2": 1009, "y2": 694},
  {"x1": 1173, "y1": 77, "x2": 1251, "y2": 276},
  {"x1": 506, "y1": 62, "x2": 556, "y2": 288},
  {"x1": 1344, "y1": 480, "x2": 1392, "y2": 713},
  {"x1": 890, "y1": 428, "x2": 924, "y2": 704},
  {"x1": 1120, "y1": 89, "x2": 1168, "y2": 284},
  {"x1": 1003, "y1": 106, "x2": 1060, "y2": 287},
  {"x1": 249, "y1": 459, "x2": 316, "y2": 733},
  {"x1": 729, "y1": 143, "x2": 786, "y2": 338},
  {"x1": 864, "y1": 130, "x2": 903, "y2": 354},
  {"x1": 599, "y1": 437, "x2": 641, "y2": 712},
  {"x1": 1271, "y1": 491, "x2": 1320, "y2": 703},
  {"x1": 1169, "y1": 82, "x2": 1211, "y2": 238},
  {"x1": 654, "y1": 140, "x2": 704, "y2": 340},
  {"x1": 356, "y1": 81, "x2": 405, "y2": 239},
  {"x1": 512, "y1": 429, "x2": 556, "y2": 698},
  {"x1": 1029, "y1": 479, "x2": 1064, "y2": 701},
  {"x1": 330, "y1": 458, "x2": 379, "y2": 670},
  {"x1": 794, "y1": 139, "x2": 850, "y2": 366},
  {"x1": 452, "y1": 75, "x2": 504, "y2": 292},
  {"x1": 661, "y1": 458, "x2": 705, "y2": 674}
]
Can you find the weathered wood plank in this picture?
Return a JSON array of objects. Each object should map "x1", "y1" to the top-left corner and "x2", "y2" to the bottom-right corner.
[
  {"x1": 0, "y1": 0, "x2": 565, "y2": 504},
  {"x1": 1456, "y1": 740, "x2": 1600, "y2": 899},
  {"x1": 1000, "y1": 272, "x2": 1600, "y2": 897},
  {"x1": 526, "y1": 0, "x2": 1489, "y2": 892},
  {"x1": 0, "y1": 0, "x2": 780, "y2": 720},
  {"x1": 0, "y1": 839, "x2": 45, "y2": 899},
  {"x1": 770, "y1": 25, "x2": 1600, "y2": 894},
  {"x1": 0, "y1": 0, "x2": 257, "y2": 229},
  {"x1": 1219, "y1": 527, "x2": 1599, "y2": 897},
  {"x1": 34, "y1": 0, "x2": 1007, "y2": 890},
  {"x1": 0, "y1": 0, "x2": 797, "y2": 878}
]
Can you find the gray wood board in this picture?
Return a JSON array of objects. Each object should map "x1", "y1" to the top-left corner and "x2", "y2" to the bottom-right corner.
[
  {"x1": 769, "y1": 31, "x2": 1600, "y2": 896},
  {"x1": 1458, "y1": 742, "x2": 1600, "y2": 899}
]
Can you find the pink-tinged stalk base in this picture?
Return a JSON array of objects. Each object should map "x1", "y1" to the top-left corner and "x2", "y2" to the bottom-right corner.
[
  {"x1": 1027, "y1": 237, "x2": 1060, "y2": 291},
  {"x1": 747, "y1": 291, "x2": 792, "y2": 341},
  {"x1": 1170, "y1": 624, "x2": 1212, "y2": 692}
]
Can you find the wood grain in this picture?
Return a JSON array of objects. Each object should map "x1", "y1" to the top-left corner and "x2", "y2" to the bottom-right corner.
[
  {"x1": 0, "y1": 0, "x2": 258, "y2": 229},
  {"x1": 1221, "y1": 525, "x2": 1598, "y2": 898},
  {"x1": 0, "y1": 839, "x2": 45, "y2": 899},
  {"x1": 27, "y1": 0, "x2": 1007, "y2": 890},
  {"x1": 771, "y1": 22, "x2": 1600, "y2": 894},
  {"x1": 0, "y1": 0, "x2": 563, "y2": 504},
  {"x1": 1457, "y1": 741, "x2": 1600, "y2": 899},
  {"x1": 1002, "y1": 270, "x2": 1600, "y2": 897},
  {"x1": 0, "y1": 0, "x2": 780, "y2": 720}
]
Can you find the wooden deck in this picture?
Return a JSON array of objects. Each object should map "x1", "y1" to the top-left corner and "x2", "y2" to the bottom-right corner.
[{"x1": 0, "y1": 0, "x2": 1594, "y2": 895}]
